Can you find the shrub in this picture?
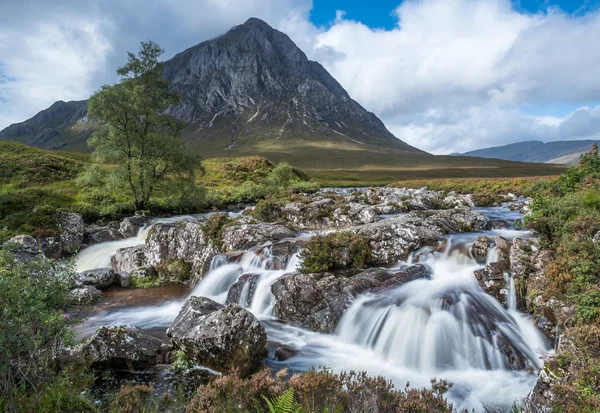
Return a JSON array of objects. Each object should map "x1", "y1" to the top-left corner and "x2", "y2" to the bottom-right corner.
[{"x1": 299, "y1": 232, "x2": 372, "y2": 273}]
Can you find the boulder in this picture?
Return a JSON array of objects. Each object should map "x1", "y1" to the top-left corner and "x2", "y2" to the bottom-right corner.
[
  {"x1": 5, "y1": 235, "x2": 45, "y2": 263},
  {"x1": 471, "y1": 236, "x2": 492, "y2": 264},
  {"x1": 167, "y1": 297, "x2": 267, "y2": 376},
  {"x1": 145, "y1": 220, "x2": 219, "y2": 281},
  {"x1": 120, "y1": 214, "x2": 152, "y2": 237},
  {"x1": 84, "y1": 224, "x2": 124, "y2": 245},
  {"x1": 271, "y1": 267, "x2": 429, "y2": 333},
  {"x1": 111, "y1": 245, "x2": 149, "y2": 276},
  {"x1": 221, "y1": 219, "x2": 298, "y2": 251},
  {"x1": 69, "y1": 286, "x2": 103, "y2": 305},
  {"x1": 57, "y1": 212, "x2": 85, "y2": 254},
  {"x1": 75, "y1": 268, "x2": 115, "y2": 290},
  {"x1": 64, "y1": 325, "x2": 166, "y2": 370},
  {"x1": 355, "y1": 208, "x2": 491, "y2": 266}
]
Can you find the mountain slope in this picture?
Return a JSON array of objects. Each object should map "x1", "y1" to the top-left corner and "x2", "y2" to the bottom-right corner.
[{"x1": 454, "y1": 140, "x2": 600, "y2": 165}]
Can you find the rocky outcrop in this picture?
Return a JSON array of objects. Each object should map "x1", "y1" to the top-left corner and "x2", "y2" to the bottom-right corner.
[
  {"x1": 354, "y1": 208, "x2": 491, "y2": 266},
  {"x1": 63, "y1": 326, "x2": 167, "y2": 370},
  {"x1": 221, "y1": 218, "x2": 298, "y2": 251},
  {"x1": 57, "y1": 212, "x2": 85, "y2": 254},
  {"x1": 120, "y1": 214, "x2": 152, "y2": 237},
  {"x1": 167, "y1": 297, "x2": 267, "y2": 376},
  {"x1": 74, "y1": 268, "x2": 116, "y2": 290},
  {"x1": 271, "y1": 266, "x2": 430, "y2": 333},
  {"x1": 145, "y1": 220, "x2": 219, "y2": 280},
  {"x1": 5, "y1": 235, "x2": 45, "y2": 263},
  {"x1": 69, "y1": 286, "x2": 103, "y2": 305},
  {"x1": 471, "y1": 236, "x2": 492, "y2": 264}
]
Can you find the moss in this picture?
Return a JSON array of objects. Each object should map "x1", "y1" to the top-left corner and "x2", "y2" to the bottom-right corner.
[{"x1": 299, "y1": 232, "x2": 372, "y2": 273}]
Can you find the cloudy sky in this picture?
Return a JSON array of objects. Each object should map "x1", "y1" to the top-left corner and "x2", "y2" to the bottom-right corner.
[{"x1": 1, "y1": 0, "x2": 600, "y2": 154}]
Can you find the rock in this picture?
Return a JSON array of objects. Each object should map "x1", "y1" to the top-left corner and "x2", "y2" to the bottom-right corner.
[
  {"x1": 471, "y1": 236, "x2": 492, "y2": 264},
  {"x1": 75, "y1": 268, "x2": 115, "y2": 290},
  {"x1": 271, "y1": 267, "x2": 428, "y2": 333},
  {"x1": 474, "y1": 262, "x2": 507, "y2": 305},
  {"x1": 64, "y1": 326, "x2": 166, "y2": 370},
  {"x1": 38, "y1": 236, "x2": 63, "y2": 259},
  {"x1": 355, "y1": 208, "x2": 491, "y2": 266},
  {"x1": 57, "y1": 212, "x2": 84, "y2": 254},
  {"x1": 69, "y1": 286, "x2": 103, "y2": 305},
  {"x1": 167, "y1": 297, "x2": 267, "y2": 376},
  {"x1": 120, "y1": 214, "x2": 152, "y2": 237},
  {"x1": 221, "y1": 219, "x2": 298, "y2": 251},
  {"x1": 226, "y1": 273, "x2": 261, "y2": 306},
  {"x1": 84, "y1": 224, "x2": 124, "y2": 245},
  {"x1": 274, "y1": 345, "x2": 298, "y2": 361},
  {"x1": 111, "y1": 245, "x2": 149, "y2": 276},
  {"x1": 145, "y1": 220, "x2": 219, "y2": 281},
  {"x1": 115, "y1": 271, "x2": 132, "y2": 288},
  {"x1": 5, "y1": 235, "x2": 45, "y2": 263}
]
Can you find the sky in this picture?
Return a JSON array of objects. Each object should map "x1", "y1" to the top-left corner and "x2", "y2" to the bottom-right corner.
[{"x1": 1, "y1": 0, "x2": 600, "y2": 154}]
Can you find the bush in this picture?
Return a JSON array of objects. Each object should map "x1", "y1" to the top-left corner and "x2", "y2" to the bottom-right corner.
[{"x1": 299, "y1": 232, "x2": 372, "y2": 273}]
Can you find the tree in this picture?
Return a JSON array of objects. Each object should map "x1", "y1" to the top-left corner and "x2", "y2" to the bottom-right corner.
[{"x1": 88, "y1": 41, "x2": 198, "y2": 210}]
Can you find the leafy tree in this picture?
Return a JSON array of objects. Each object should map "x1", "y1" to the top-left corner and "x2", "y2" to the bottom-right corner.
[{"x1": 88, "y1": 41, "x2": 198, "y2": 210}]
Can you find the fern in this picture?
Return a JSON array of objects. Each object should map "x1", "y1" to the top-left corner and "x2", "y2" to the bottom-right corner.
[{"x1": 261, "y1": 388, "x2": 303, "y2": 413}]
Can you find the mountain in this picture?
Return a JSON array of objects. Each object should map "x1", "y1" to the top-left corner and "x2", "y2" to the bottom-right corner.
[
  {"x1": 0, "y1": 18, "x2": 568, "y2": 181},
  {"x1": 454, "y1": 140, "x2": 600, "y2": 165}
]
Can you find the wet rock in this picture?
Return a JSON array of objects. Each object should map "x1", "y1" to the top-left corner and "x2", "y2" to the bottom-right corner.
[
  {"x1": 5, "y1": 235, "x2": 45, "y2": 263},
  {"x1": 115, "y1": 271, "x2": 132, "y2": 288},
  {"x1": 474, "y1": 262, "x2": 507, "y2": 305},
  {"x1": 111, "y1": 245, "x2": 149, "y2": 276},
  {"x1": 64, "y1": 326, "x2": 166, "y2": 370},
  {"x1": 355, "y1": 208, "x2": 491, "y2": 266},
  {"x1": 145, "y1": 220, "x2": 219, "y2": 280},
  {"x1": 69, "y1": 286, "x2": 103, "y2": 305},
  {"x1": 226, "y1": 273, "x2": 261, "y2": 306},
  {"x1": 57, "y1": 212, "x2": 85, "y2": 254},
  {"x1": 471, "y1": 236, "x2": 492, "y2": 265},
  {"x1": 75, "y1": 268, "x2": 115, "y2": 290},
  {"x1": 167, "y1": 297, "x2": 267, "y2": 376},
  {"x1": 84, "y1": 224, "x2": 124, "y2": 245},
  {"x1": 271, "y1": 267, "x2": 426, "y2": 333},
  {"x1": 120, "y1": 214, "x2": 152, "y2": 237},
  {"x1": 221, "y1": 219, "x2": 298, "y2": 251},
  {"x1": 274, "y1": 345, "x2": 298, "y2": 361}
]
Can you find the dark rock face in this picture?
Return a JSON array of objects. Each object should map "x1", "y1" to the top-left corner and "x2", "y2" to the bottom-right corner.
[
  {"x1": 64, "y1": 326, "x2": 166, "y2": 370},
  {"x1": 271, "y1": 267, "x2": 430, "y2": 333},
  {"x1": 167, "y1": 297, "x2": 267, "y2": 376},
  {"x1": 471, "y1": 236, "x2": 492, "y2": 264},
  {"x1": 75, "y1": 268, "x2": 115, "y2": 290}
]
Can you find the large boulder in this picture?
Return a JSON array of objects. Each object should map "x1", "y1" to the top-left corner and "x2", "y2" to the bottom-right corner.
[
  {"x1": 64, "y1": 325, "x2": 167, "y2": 370},
  {"x1": 221, "y1": 218, "x2": 298, "y2": 251},
  {"x1": 167, "y1": 297, "x2": 267, "y2": 376},
  {"x1": 120, "y1": 214, "x2": 152, "y2": 237},
  {"x1": 355, "y1": 208, "x2": 491, "y2": 266},
  {"x1": 5, "y1": 235, "x2": 45, "y2": 263},
  {"x1": 75, "y1": 268, "x2": 116, "y2": 290},
  {"x1": 271, "y1": 267, "x2": 430, "y2": 333},
  {"x1": 57, "y1": 212, "x2": 85, "y2": 254},
  {"x1": 145, "y1": 220, "x2": 219, "y2": 281}
]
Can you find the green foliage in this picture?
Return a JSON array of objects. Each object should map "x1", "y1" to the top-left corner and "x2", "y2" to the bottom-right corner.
[
  {"x1": 0, "y1": 246, "x2": 93, "y2": 412},
  {"x1": 299, "y1": 232, "x2": 372, "y2": 274},
  {"x1": 87, "y1": 41, "x2": 199, "y2": 210}
]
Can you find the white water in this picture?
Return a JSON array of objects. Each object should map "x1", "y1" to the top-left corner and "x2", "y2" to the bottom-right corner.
[{"x1": 76, "y1": 207, "x2": 549, "y2": 412}]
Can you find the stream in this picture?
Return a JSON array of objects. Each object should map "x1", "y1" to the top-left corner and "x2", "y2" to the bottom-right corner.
[{"x1": 74, "y1": 202, "x2": 549, "y2": 412}]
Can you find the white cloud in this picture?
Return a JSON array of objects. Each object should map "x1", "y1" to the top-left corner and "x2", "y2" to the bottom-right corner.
[{"x1": 2, "y1": 0, "x2": 600, "y2": 154}]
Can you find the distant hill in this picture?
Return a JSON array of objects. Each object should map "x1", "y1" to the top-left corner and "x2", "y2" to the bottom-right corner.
[{"x1": 454, "y1": 140, "x2": 600, "y2": 165}]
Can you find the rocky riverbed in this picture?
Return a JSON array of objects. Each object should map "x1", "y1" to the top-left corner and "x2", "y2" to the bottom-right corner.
[{"x1": 5, "y1": 187, "x2": 561, "y2": 411}]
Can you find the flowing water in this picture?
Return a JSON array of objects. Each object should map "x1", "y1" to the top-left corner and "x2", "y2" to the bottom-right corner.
[{"x1": 74, "y1": 204, "x2": 549, "y2": 411}]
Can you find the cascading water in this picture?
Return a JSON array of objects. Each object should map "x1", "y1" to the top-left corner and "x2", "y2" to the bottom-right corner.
[{"x1": 75, "y1": 205, "x2": 549, "y2": 412}]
